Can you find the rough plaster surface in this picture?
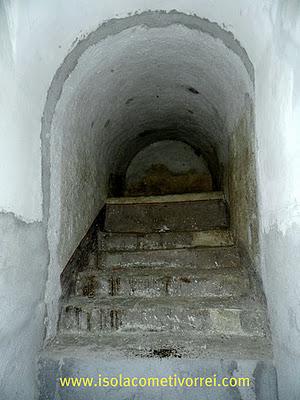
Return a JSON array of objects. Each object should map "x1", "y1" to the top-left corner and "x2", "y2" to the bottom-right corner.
[
  {"x1": 0, "y1": 0, "x2": 284, "y2": 222},
  {"x1": 0, "y1": 213, "x2": 48, "y2": 399},
  {"x1": 127, "y1": 140, "x2": 210, "y2": 182},
  {"x1": 0, "y1": 2, "x2": 299, "y2": 400},
  {"x1": 254, "y1": 3, "x2": 300, "y2": 399},
  {"x1": 125, "y1": 140, "x2": 211, "y2": 194},
  {"x1": 262, "y1": 224, "x2": 300, "y2": 399}
]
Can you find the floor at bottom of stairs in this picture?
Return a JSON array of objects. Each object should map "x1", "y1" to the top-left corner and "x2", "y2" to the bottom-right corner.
[
  {"x1": 44, "y1": 332, "x2": 272, "y2": 360},
  {"x1": 38, "y1": 334, "x2": 277, "y2": 400}
]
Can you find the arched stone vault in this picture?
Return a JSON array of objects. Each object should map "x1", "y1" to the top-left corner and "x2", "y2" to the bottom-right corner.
[
  {"x1": 41, "y1": 11, "x2": 258, "y2": 338},
  {"x1": 109, "y1": 131, "x2": 221, "y2": 195}
]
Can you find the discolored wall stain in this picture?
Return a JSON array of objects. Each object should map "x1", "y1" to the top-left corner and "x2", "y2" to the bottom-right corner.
[{"x1": 125, "y1": 140, "x2": 213, "y2": 196}]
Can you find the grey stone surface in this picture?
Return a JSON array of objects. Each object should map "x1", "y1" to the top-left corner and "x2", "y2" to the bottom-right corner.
[
  {"x1": 58, "y1": 296, "x2": 268, "y2": 337},
  {"x1": 50, "y1": 192, "x2": 274, "y2": 398},
  {"x1": 104, "y1": 199, "x2": 228, "y2": 233},
  {"x1": 41, "y1": 332, "x2": 273, "y2": 359},
  {"x1": 75, "y1": 267, "x2": 249, "y2": 299},
  {"x1": 38, "y1": 348, "x2": 277, "y2": 400},
  {"x1": 98, "y1": 229, "x2": 234, "y2": 251},
  {"x1": 58, "y1": 194, "x2": 270, "y2": 367},
  {"x1": 107, "y1": 192, "x2": 224, "y2": 204},
  {"x1": 125, "y1": 140, "x2": 212, "y2": 195},
  {"x1": 254, "y1": 361, "x2": 279, "y2": 400},
  {"x1": 99, "y1": 246, "x2": 240, "y2": 270}
]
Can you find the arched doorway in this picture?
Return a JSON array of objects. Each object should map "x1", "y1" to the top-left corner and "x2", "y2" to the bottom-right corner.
[{"x1": 41, "y1": 10, "x2": 259, "y2": 350}]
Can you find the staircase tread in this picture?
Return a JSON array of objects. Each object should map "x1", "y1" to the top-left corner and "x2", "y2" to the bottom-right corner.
[
  {"x1": 101, "y1": 226, "x2": 231, "y2": 237},
  {"x1": 106, "y1": 191, "x2": 224, "y2": 205},
  {"x1": 99, "y1": 245, "x2": 240, "y2": 258},
  {"x1": 99, "y1": 229, "x2": 234, "y2": 250},
  {"x1": 44, "y1": 332, "x2": 272, "y2": 360},
  {"x1": 99, "y1": 246, "x2": 240, "y2": 255},
  {"x1": 100, "y1": 244, "x2": 237, "y2": 254},
  {"x1": 63, "y1": 295, "x2": 264, "y2": 311},
  {"x1": 104, "y1": 194, "x2": 228, "y2": 233},
  {"x1": 78, "y1": 266, "x2": 247, "y2": 278},
  {"x1": 98, "y1": 246, "x2": 241, "y2": 270}
]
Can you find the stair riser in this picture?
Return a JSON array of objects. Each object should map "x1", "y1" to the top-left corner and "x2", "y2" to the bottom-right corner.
[
  {"x1": 104, "y1": 200, "x2": 228, "y2": 233},
  {"x1": 59, "y1": 305, "x2": 266, "y2": 337},
  {"x1": 98, "y1": 230, "x2": 233, "y2": 252},
  {"x1": 75, "y1": 272, "x2": 249, "y2": 299},
  {"x1": 98, "y1": 247, "x2": 240, "y2": 270}
]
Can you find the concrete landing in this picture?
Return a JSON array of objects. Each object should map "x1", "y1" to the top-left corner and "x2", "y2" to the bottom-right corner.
[{"x1": 39, "y1": 334, "x2": 277, "y2": 400}]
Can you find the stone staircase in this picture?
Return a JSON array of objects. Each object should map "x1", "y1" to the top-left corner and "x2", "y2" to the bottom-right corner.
[{"x1": 39, "y1": 192, "x2": 278, "y2": 400}]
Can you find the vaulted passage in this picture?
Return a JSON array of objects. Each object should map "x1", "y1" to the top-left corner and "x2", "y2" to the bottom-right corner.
[
  {"x1": 121, "y1": 140, "x2": 213, "y2": 196},
  {"x1": 39, "y1": 11, "x2": 276, "y2": 399},
  {"x1": 44, "y1": 14, "x2": 259, "y2": 305}
]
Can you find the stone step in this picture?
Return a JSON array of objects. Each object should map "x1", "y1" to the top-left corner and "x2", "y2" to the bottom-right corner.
[
  {"x1": 98, "y1": 246, "x2": 240, "y2": 270},
  {"x1": 75, "y1": 267, "x2": 249, "y2": 299},
  {"x1": 106, "y1": 191, "x2": 225, "y2": 205},
  {"x1": 104, "y1": 192, "x2": 228, "y2": 233},
  {"x1": 43, "y1": 331, "x2": 273, "y2": 359},
  {"x1": 59, "y1": 297, "x2": 268, "y2": 338},
  {"x1": 39, "y1": 333, "x2": 276, "y2": 400},
  {"x1": 98, "y1": 229, "x2": 234, "y2": 252}
]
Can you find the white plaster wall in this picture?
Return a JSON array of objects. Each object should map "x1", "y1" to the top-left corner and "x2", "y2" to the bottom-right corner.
[
  {"x1": 0, "y1": 1, "x2": 300, "y2": 399},
  {"x1": 0, "y1": 0, "x2": 272, "y2": 222},
  {"x1": 0, "y1": 214, "x2": 48, "y2": 399},
  {"x1": 255, "y1": 1, "x2": 300, "y2": 397}
]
